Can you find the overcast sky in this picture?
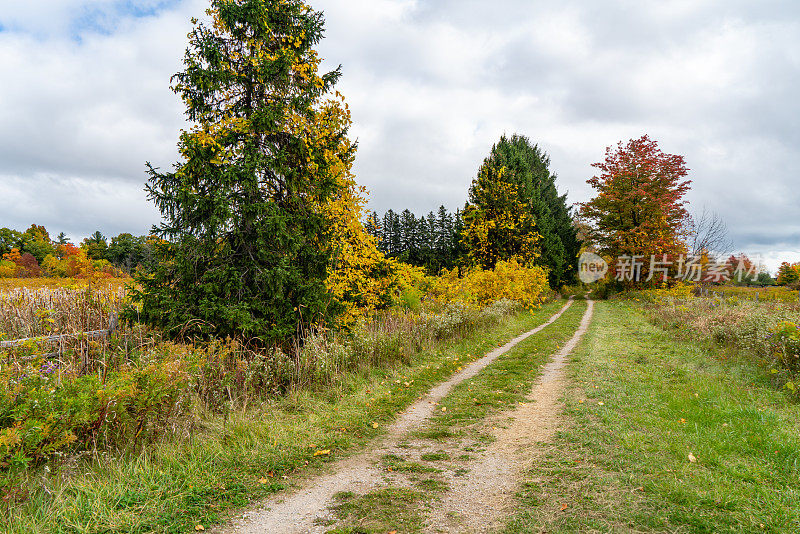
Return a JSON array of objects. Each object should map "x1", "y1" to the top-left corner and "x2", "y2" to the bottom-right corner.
[{"x1": 0, "y1": 0, "x2": 798, "y2": 269}]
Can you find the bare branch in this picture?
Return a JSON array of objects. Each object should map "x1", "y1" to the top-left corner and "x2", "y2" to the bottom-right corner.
[{"x1": 689, "y1": 207, "x2": 733, "y2": 256}]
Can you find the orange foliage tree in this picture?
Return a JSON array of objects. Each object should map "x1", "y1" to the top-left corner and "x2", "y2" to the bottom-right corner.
[
  {"x1": 777, "y1": 262, "x2": 800, "y2": 287},
  {"x1": 580, "y1": 135, "x2": 692, "y2": 283}
]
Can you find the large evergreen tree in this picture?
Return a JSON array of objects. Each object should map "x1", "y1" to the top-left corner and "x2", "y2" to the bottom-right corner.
[
  {"x1": 133, "y1": 0, "x2": 353, "y2": 343},
  {"x1": 462, "y1": 155, "x2": 541, "y2": 269},
  {"x1": 486, "y1": 134, "x2": 581, "y2": 287}
]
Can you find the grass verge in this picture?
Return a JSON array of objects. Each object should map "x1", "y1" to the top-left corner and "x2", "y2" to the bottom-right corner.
[
  {"x1": 506, "y1": 301, "x2": 800, "y2": 533},
  {"x1": 1, "y1": 301, "x2": 567, "y2": 534},
  {"x1": 327, "y1": 488, "x2": 428, "y2": 534}
]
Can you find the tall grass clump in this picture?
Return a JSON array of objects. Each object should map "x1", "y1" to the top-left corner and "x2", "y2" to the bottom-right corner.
[{"x1": 636, "y1": 292, "x2": 800, "y2": 399}]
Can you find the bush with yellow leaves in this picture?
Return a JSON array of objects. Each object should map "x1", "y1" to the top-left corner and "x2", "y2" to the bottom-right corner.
[
  {"x1": 323, "y1": 154, "x2": 426, "y2": 327},
  {"x1": 430, "y1": 258, "x2": 549, "y2": 309}
]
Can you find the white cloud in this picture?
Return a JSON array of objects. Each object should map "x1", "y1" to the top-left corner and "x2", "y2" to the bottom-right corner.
[{"x1": 0, "y1": 0, "x2": 798, "y2": 258}]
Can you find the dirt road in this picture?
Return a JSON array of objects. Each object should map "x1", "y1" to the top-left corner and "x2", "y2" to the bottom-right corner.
[{"x1": 223, "y1": 299, "x2": 592, "y2": 534}]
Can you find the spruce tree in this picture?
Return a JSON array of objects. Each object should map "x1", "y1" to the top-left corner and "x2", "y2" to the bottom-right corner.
[
  {"x1": 487, "y1": 134, "x2": 580, "y2": 287},
  {"x1": 364, "y1": 211, "x2": 381, "y2": 242},
  {"x1": 399, "y1": 209, "x2": 417, "y2": 259},
  {"x1": 133, "y1": 0, "x2": 353, "y2": 343},
  {"x1": 435, "y1": 206, "x2": 452, "y2": 253}
]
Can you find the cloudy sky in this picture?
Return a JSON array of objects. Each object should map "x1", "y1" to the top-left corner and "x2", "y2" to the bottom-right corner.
[{"x1": 0, "y1": 0, "x2": 798, "y2": 269}]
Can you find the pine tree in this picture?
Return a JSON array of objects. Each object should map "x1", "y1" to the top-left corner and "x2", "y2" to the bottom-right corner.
[
  {"x1": 487, "y1": 134, "x2": 579, "y2": 288},
  {"x1": 435, "y1": 206, "x2": 452, "y2": 254},
  {"x1": 399, "y1": 209, "x2": 417, "y2": 260},
  {"x1": 452, "y1": 207, "x2": 467, "y2": 270},
  {"x1": 132, "y1": 0, "x2": 353, "y2": 343},
  {"x1": 364, "y1": 211, "x2": 381, "y2": 242},
  {"x1": 423, "y1": 211, "x2": 437, "y2": 269}
]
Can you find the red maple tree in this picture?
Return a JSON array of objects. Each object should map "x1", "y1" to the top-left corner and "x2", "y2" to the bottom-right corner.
[{"x1": 580, "y1": 135, "x2": 692, "y2": 276}]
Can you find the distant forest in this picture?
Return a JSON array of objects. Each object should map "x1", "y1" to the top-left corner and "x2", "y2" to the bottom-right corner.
[{"x1": 365, "y1": 207, "x2": 466, "y2": 275}]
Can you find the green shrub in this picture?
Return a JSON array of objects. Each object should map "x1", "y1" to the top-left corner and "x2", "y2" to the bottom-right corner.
[
  {"x1": 398, "y1": 287, "x2": 423, "y2": 312},
  {"x1": 0, "y1": 357, "x2": 190, "y2": 468},
  {"x1": 590, "y1": 280, "x2": 615, "y2": 300}
]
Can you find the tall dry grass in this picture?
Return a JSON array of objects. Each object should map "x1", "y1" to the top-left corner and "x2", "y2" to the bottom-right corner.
[{"x1": 0, "y1": 278, "x2": 527, "y2": 467}]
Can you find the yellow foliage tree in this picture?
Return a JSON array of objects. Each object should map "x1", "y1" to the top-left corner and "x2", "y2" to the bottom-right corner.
[
  {"x1": 319, "y1": 95, "x2": 426, "y2": 326},
  {"x1": 462, "y1": 161, "x2": 540, "y2": 269},
  {"x1": 0, "y1": 260, "x2": 15, "y2": 278}
]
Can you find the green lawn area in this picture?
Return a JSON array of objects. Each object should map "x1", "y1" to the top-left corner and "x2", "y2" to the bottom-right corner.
[{"x1": 507, "y1": 301, "x2": 800, "y2": 533}]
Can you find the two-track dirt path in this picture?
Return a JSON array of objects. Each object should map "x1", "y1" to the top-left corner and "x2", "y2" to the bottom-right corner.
[
  {"x1": 423, "y1": 300, "x2": 594, "y2": 533},
  {"x1": 223, "y1": 299, "x2": 592, "y2": 534}
]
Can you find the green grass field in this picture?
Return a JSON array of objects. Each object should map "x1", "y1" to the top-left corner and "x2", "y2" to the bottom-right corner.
[{"x1": 507, "y1": 301, "x2": 800, "y2": 533}]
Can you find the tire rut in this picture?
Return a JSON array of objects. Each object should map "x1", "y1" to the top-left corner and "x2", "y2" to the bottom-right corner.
[
  {"x1": 221, "y1": 300, "x2": 576, "y2": 534},
  {"x1": 423, "y1": 300, "x2": 595, "y2": 533}
]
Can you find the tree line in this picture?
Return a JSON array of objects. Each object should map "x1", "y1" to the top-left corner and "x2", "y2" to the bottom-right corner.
[
  {"x1": 0, "y1": 224, "x2": 156, "y2": 277},
  {"x1": 368, "y1": 135, "x2": 582, "y2": 289},
  {"x1": 364, "y1": 207, "x2": 466, "y2": 274}
]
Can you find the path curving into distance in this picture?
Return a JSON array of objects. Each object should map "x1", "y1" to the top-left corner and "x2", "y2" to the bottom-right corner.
[{"x1": 222, "y1": 299, "x2": 577, "y2": 534}]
